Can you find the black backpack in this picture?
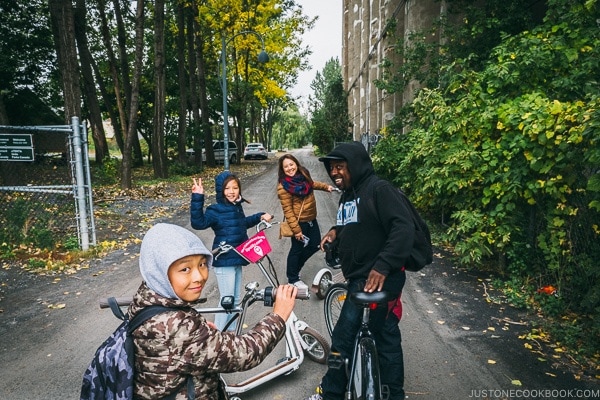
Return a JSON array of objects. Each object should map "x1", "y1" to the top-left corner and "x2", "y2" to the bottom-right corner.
[
  {"x1": 369, "y1": 180, "x2": 433, "y2": 272},
  {"x1": 80, "y1": 298, "x2": 193, "y2": 400}
]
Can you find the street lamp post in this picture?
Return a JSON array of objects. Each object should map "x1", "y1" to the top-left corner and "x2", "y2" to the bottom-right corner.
[{"x1": 221, "y1": 31, "x2": 269, "y2": 170}]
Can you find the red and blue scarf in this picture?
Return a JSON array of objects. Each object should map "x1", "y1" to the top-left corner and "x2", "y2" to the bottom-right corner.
[{"x1": 281, "y1": 174, "x2": 313, "y2": 197}]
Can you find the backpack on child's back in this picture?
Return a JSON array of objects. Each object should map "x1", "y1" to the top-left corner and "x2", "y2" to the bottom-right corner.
[{"x1": 80, "y1": 298, "x2": 191, "y2": 400}]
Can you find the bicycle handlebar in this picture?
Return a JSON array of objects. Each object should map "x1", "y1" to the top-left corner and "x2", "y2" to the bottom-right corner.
[
  {"x1": 98, "y1": 285, "x2": 308, "y2": 309},
  {"x1": 99, "y1": 297, "x2": 208, "y2": 309},
  {"x1": 212, "y1": 219, "x2": 279, "y2": 259}
]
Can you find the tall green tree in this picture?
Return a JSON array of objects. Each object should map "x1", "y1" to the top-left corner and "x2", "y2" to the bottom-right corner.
[
  {"x1": 121, "y1": 0, "x2": 145, "y2": 189},
  {"x1": 200, "y1": 0, "x2": 312, "y2": 163},
  {"x1": 74, "y1": 0, "x2": 110, "y2": 164},
  {"x1": 271, "y1": 103, "x2": 309, "y2": 150},
  {"x1": 309, "y1": 58, "x2": 350, "y2": 154},
  {"x1": 0, "y1": 1, "x2": 56, "y2": 186},
  {"x1": 49, "y1": 0, "x2": 82, "y2": 123},
  {"x1": 0, "y1": 1, "x2": 55, "y2": 124}
]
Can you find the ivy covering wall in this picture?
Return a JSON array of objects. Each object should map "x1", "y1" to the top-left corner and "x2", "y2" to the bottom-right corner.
[{"x1": 373, "y1": 0, "x2": 599, "y2": 357}]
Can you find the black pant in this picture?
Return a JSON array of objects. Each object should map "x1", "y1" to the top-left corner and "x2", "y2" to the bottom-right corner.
[
  {"x1": 285, "y1": 219, "x2": 321, "y2": 283},
  {"x1": 321, "y1": 276, "x2": 406, "y2": 400}
]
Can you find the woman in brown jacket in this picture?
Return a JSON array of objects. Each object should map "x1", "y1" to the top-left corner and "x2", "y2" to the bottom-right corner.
[{"x1": 277, "y1": 154, "x2": 335, "y2": 288}]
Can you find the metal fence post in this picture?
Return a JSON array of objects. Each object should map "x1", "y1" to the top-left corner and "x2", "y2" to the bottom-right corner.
[
  {"x1": 81, "y1": 121, "x2": 96, "y2": 246},
  {"x1": 71, "y1": 116, "x2": 89, "y2": 250}
]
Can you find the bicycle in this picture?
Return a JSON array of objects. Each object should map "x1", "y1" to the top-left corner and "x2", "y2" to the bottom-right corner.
[
  {"x1": 98, "y1": 221, "x2": 329, "y2": 400},
  {"x1": 325, "y1": 289, "x2": 389, "y2": 400}
]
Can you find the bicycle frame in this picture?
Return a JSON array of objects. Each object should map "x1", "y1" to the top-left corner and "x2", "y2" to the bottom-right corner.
[
  {"x1": 327, "y1": 290, "x2": 388, "y2": 400},
  {"x1": 348, "y1": 293, "x2": 384, "y2": 400}
]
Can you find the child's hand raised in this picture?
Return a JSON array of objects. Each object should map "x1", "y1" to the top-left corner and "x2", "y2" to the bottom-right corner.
[{"x1": 192, "y1": 177, "x2": 204, "y2": 194}]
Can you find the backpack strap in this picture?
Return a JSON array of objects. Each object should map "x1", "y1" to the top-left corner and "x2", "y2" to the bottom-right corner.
[
  {"x1": 127, "y1": 305, "x2": 173, "y2": 333},
  {"x1": 107, "y1": 296, "x2": 126, "y2": 321}
]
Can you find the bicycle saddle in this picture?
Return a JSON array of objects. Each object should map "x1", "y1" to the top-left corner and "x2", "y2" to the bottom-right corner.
[{"x1": 350, "y1": 291, "x2": 388, "y2": 305}]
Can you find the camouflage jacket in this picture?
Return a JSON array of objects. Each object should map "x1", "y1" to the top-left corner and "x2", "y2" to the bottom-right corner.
[{"x1": 127, "y1": 283, "x2": 286, "y2": 399}]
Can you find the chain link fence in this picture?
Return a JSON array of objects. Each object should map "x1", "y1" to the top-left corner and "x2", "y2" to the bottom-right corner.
[{"x1": 0, "y1": 118, "x2": 95, "y2": 253}]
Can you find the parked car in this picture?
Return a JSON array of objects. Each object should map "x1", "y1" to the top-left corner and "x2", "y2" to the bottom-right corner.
[
  {"x1": 243, "y1": 142, "x2": 268, "y2": 160},
  {"x1": 186, "y1": 140, "x2": 238, "y2": 164}
]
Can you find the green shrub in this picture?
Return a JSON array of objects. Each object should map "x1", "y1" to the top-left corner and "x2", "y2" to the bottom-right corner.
[
  {"x1": 62, "y1": 236, "x2": 80, "y2": 251},
  {"x1": 93, "y1": 157, "x2": 120, "y2": 185},
  {"x1": 373, "y1": 0, "x2": 600, "y2": 358}
]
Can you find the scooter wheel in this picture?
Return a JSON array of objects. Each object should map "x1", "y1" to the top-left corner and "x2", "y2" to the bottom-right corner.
[
  {"x1": 312, "y1": 268, "x2": 333, "y2": 300},
  {"x1": 300, "y1": 326, "x2": 330, "y2": 364}
]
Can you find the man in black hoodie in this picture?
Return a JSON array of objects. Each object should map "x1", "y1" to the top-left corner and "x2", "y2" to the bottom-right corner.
[{"x1": 305, "y1": 141, "x2": 414, "y2": 400}]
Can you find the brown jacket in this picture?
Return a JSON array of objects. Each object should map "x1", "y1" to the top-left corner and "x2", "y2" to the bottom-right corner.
[
  {"x1": 128, "y1": 283, "x2": 286, "y2": 399},
  {"x1": 277, "y1": 181, "x2": 330, "y2": 236}
]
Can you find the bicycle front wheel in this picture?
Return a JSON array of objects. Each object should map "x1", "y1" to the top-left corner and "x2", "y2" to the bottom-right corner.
[
  {"x1": 352, "y1": 337, "x2": 382, "y2": 400},
  {"x1": 324, "y1": 283, "x2": 347, "y2": 337},
  {"x1": 300, "y1": 326, "x2": 330, "y2": 364}
]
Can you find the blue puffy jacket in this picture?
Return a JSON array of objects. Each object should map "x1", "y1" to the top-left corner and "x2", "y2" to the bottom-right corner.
[{"x1": 190, "y1": 171, "x2": 264, "y2": 267}]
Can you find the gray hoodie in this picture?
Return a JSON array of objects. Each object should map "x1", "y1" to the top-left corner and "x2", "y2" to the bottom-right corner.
[{"x1": 139, "y1": 223, "x2": 213, "y2": 300}]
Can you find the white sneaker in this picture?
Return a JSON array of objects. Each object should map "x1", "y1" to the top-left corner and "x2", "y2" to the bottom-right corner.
[
  {"x1": 303, "y1": 385, "x2": 323, "y2": 400},
  {"x1": 293, "y1": 280, "x2": 308, "y2": 290},
  {"x1": 304, "y1": 394, "x2": 323, "y2": 400}
]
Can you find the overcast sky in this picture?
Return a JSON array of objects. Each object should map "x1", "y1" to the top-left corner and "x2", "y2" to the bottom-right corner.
[{"x1": 290, "y1": 0, "x2": 342, "y2": 102}]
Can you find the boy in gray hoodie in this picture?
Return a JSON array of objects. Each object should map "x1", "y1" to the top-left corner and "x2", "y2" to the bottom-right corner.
[{"x1": 128, "y1": 223, "x2": 297, "y2": 399}]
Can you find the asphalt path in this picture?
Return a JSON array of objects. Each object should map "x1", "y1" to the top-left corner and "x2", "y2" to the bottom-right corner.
[{"x1": 0, "y1": 147, "x2": 597, "y2": 400}]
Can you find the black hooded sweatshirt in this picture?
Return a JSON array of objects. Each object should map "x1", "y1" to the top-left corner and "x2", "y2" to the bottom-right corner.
[{"x1": 320, "y1": 141, "x2": 414, "y2": 284}]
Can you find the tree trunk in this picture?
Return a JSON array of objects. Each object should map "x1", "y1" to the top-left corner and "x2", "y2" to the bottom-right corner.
[
  {"x1": 91, "y1": 58, "x2": 122, "y2": 154},
  {"x1": 186, "y1": 5, "x2": 210, "y2": 166},
  {"x1": 112, "y1": 0, "x2": 143, "y2": 167},
  {"x1": 151, "y1": 0, "x2": 168, "y2": 178},
  {"x1": 195, "y1": 23, "x2": 214, "y2": 168},
  {"x1": 74, "y1": 0, "x2": 109, "y2": 164},
  {"x1": 175, "y1": 1, "x2": 188, "y2": 165},
  {"x1": 97, "y1": 0, "x2": 125, "y2": 154},
  {"x1": 121, "y1": 0, "x2": 145, "y2": 189},
  {"x1": 49, "y1": 0, "x2": 82, "y2": 123}
]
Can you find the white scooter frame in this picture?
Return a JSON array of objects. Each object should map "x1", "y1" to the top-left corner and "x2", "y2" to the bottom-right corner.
[{"x1": 212, "y1": 221, "x2": 329, "y2": 399}]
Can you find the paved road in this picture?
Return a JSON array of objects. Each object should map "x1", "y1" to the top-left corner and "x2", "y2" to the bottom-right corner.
[{"x1": 0, "y1": 148, "x2": 597, "y2": 400}]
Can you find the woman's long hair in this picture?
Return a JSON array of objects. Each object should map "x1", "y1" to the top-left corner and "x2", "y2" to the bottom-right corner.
[{"x1": 277, "y1": 154, "x2": 313, "y2": 184}]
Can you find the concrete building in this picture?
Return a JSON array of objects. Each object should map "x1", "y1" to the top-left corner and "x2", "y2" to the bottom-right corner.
[{"x1": 342, "y1": 0, "x2": 447, "y2": 140}]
